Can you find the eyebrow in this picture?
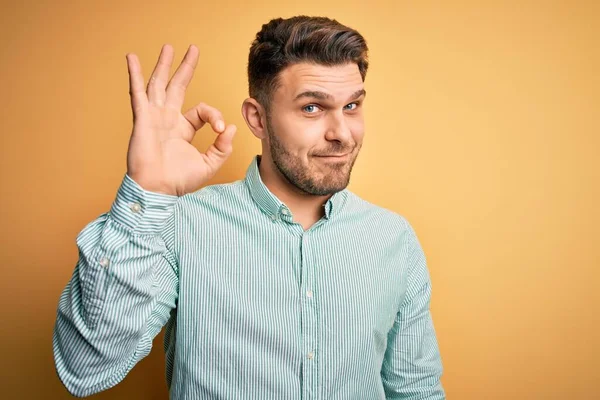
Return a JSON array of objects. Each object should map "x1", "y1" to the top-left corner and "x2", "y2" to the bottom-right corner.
[{"x1": 294, "y1": 89, "x2": 366, "y2": 103}]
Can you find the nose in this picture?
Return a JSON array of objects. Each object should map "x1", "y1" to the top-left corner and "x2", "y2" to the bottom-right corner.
[{"x1": 324, "y1": 111, "x2": 354, "y2": 145}]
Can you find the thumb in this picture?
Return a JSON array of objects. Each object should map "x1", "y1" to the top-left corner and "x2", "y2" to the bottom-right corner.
[{"x1": 204, "y1": 123, "x2": 236, "y2": 166}]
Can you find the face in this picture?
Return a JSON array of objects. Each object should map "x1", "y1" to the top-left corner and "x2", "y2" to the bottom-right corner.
[{"x1": 265, "y1": 62, "x2": 366, "y2": 196}]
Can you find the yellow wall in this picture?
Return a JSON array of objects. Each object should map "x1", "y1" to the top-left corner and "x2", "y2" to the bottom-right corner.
[{"x1": 1, "y1": 1, "x2": 598, "y2": 398}]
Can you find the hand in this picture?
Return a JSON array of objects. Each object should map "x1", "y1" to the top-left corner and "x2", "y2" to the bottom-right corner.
[{"x1": 125, "y1": 44, "x2": 236, "y2": 196}]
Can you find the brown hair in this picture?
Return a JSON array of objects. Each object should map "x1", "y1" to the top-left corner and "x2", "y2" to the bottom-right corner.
[{"x1": 247, "y1": 16, "x2": 369, "y2": 113}]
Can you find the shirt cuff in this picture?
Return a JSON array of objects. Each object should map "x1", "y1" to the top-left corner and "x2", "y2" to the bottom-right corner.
[{"x1": 109, "y1": 173, "x2": 179, "y2": 235}]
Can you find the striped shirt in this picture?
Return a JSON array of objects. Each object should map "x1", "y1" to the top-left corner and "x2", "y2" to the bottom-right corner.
[{"x1": 53, "y1": 155, "x2": 445, "y2": 399}]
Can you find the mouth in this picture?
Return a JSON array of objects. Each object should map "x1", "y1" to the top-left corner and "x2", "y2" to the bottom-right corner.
[{"x1": 314, "y1": 153, "x2": 350, "y2": 160}]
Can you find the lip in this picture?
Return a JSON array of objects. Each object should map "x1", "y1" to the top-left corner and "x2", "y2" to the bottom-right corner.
[{"x1": 314, "y1": 153, "x2": 349, "y2": 159}]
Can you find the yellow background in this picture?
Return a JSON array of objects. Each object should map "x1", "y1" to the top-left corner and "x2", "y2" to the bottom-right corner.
[{"x1": 1, "y1": 0, "x2": 598, "y2": 399}]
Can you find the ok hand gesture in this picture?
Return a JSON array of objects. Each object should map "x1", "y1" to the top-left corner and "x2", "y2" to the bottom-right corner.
[{"x1": 125, "y1": 44, "x2": 236, "y2": 196}]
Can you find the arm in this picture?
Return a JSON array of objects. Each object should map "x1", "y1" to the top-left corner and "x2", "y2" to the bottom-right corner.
[
  {"x1": 381, "y1": 221, "x2": 446, "y2": 399},
  {"x1": 53, "y1": 173, "x2": 179, "y2": 397},
  {"x1": 52, "y1": 42, "x2": 235, "y2": 397}
]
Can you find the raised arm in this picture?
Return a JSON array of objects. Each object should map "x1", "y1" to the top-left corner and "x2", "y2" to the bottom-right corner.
[{"x1": 53, "y1": 44, "x2": 236, "y2": 396}]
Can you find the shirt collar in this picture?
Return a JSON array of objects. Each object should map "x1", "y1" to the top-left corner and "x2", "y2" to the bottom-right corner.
[{"x1": 244, "y1": 155, "x2": 348, "y2": 221}]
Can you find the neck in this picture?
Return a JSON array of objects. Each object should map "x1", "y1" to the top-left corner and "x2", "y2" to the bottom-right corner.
[{"x1": 258, "y1": 154, "x2": 331, "y2": 229}]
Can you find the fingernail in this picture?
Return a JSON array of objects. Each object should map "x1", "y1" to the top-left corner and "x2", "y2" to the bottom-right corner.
[{"x1": 217, "y1": 121, "x2": 224, "y2": 131}]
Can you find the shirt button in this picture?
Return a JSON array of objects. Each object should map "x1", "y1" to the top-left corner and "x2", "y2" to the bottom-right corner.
[
  {"x1": 307, "y1": 351, "x2": 314, "y2": 360},
  {"x1": 99, "y1": 257, "x2": 110, "y2": 268},
  {"x1": 130, "y1": 203, "x2": 141, "y2": 213},
  {"x1": 306, "y1": 290, "x2": 313, "y2": 298},
  {"x1": 281, "y1": 208, "x2": 290, "y2": 216}
]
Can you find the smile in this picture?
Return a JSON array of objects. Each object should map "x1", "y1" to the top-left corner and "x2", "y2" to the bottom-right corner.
[
  {"x1": 314, "y1": 153, "x2": 350, "y2": 160},
  {"x1": 315, "y1": 156, "x2": 349, "y2": 163}
]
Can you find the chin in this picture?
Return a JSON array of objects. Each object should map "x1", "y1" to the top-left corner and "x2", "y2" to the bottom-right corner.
[{"x1": 305, "y1": 176, "x2": 351, "y2": 196}]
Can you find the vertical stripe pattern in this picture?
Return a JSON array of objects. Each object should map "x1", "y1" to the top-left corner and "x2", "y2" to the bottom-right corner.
[{"x1": 53, "y1": 155, "x2": 445, "y2": 399}]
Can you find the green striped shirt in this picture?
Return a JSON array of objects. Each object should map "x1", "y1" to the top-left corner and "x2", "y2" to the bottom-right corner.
[{"x1": 53, "y1": 155, "x2": 445, "y2": 399}]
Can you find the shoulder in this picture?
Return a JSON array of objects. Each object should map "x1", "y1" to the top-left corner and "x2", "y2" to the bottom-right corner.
[
  {"x1": 344, "y1": 191, "x2": 411, "y2": 227},
  {"x1": 176, "y1": 179, "x2": 248, "y2": 207},
  {"x1": 167, "y1": 179, "x2": 250, "y2": 224},
  {"x1": 343, "y1": 190, "x2": 418, "y2": 240}
]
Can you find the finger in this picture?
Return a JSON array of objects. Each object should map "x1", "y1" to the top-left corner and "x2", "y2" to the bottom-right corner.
[
  {"x1": 166, "y1": 45, "x2": 199, "y2": 109},
  {"x1": 126, "y1": 53, "x2": 148, "y2": 116},
  {"x1": 204, "y1": 124, "x2": 237, "y2": 167},
  {"x1": 147, "y1": 44, "x2": 174, "y2": 106},
  {"x1": 183, "y1": 102, "x2": 225, "y2": 133}
]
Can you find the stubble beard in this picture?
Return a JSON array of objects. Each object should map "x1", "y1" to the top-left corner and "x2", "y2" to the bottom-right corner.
[{"x1": 266, "y1": 117, "x2": 360, "y2": 196}]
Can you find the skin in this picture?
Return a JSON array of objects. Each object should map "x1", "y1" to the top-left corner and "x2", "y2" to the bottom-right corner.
[
  {"x1": 242, "y1": 62, "x2": 366, "y2": 230},
  {"x1": 124, "y1": 44, "x2": 365, "y2": 231},
  {"x1": 125, "y1": 44, "x2": 237, "y2": 197}
]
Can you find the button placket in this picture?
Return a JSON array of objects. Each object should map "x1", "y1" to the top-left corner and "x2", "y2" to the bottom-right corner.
[{"x1": 300, "y1": 232, "x2": 319, "y2": 397}]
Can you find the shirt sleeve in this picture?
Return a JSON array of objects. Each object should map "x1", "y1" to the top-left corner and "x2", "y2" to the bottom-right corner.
[
  {"x1": 53, "y1": 173, "x2": 180, "y2": 397},
  {"x1": 381, "y1": 220, "x2": 446, "y2": 399}
]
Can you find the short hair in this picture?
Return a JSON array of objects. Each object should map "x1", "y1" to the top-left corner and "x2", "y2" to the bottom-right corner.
[{"x1": 247, "y1": 16, "x2": 369, "y2": 113}]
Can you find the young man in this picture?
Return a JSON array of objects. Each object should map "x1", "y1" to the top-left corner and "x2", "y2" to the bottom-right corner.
[{"x1": 53, "y1": 16, "x2": 445, "y2": 399}]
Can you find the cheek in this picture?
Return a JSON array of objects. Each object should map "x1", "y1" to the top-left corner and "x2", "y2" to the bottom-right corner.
[
  {"x1": 291, "y1": 119, "x2": 327, "y2": 154},
  {"x1": 348, "y1": 118, "x2": 365, "y2": 142},
  {"x1": 275, "y1": 119, "x2": 321, "y2": 155}
]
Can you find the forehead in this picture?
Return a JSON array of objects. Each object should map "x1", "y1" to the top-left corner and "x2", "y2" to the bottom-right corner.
[{"x1": 275, "y1": 62, "x2": 364, "y2": 101}]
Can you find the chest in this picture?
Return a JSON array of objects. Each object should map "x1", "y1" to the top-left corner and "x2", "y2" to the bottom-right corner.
[{"x1": 175, "y1": 218, "x2": 406, "y2": 341}]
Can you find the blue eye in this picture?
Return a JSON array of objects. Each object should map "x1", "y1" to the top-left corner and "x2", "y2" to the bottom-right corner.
[
  {"x1": 344, "y1": 103, "x2": 358, "y2": 110},
  {"x1": 303, "y1": 105, "x2": 320, "y2": 113}
]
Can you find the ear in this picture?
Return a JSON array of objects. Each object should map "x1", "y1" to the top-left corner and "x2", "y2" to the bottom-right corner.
[{"x1": 241, "y1": 98, "x2": 267, "y2": 140}]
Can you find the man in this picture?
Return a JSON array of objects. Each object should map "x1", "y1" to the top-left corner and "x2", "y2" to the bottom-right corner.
[{"x1": 53, "y1": 16, "x2": 445, "y2": 399}]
